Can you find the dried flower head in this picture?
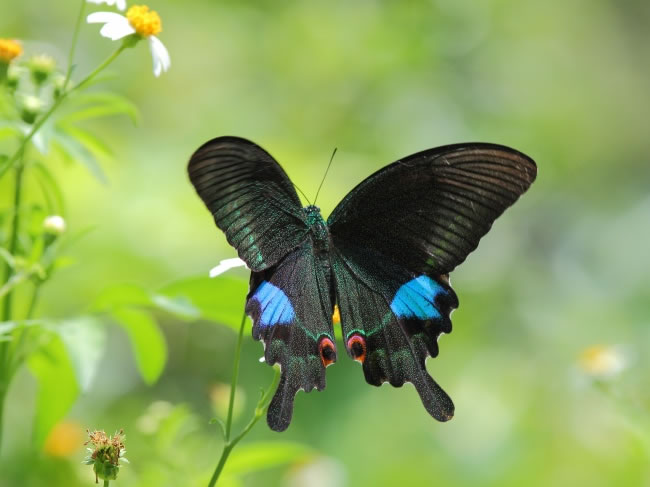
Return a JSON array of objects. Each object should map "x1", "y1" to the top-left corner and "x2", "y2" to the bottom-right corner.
[{"x1": 83, "y1": 429, "x2": 129, "y2": 483}]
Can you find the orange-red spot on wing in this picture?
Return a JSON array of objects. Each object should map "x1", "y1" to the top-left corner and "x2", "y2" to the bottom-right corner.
[
  {"x1": 347, "y1": 334, "x2": 367, "y2": 363},
  {"x1": 318, "y1": 337, "x2": 336, "y2": 367}
]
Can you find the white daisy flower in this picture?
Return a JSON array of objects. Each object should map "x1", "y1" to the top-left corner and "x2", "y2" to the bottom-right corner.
[
  {"x1": 209, "y1": 258, "x2": 248, "y2": 278},
  {"x1": 86, "y1": 0, "x2": 127, "y2": 11},
  {"x1": 87, "y1": 4, "x2": 170, "y2": 77}
]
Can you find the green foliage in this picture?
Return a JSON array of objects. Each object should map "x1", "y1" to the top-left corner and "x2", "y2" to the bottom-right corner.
[
  {"x1": 28, "y1": 336, "x2": 80, "y2": 446},
  {"x1": 111, "y1": 308, "x2": 167, "y2": 385}
]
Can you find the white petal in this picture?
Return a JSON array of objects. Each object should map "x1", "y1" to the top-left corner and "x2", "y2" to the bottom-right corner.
[
  {"x1": 86, "y1": 0, "x2": 127, "y2": 9},
  {"x1": 149, "y1": 36, "x2": 171, "y2": 77},
  {"x1": 100, "y1": 19, "x2": 135, "y2": 40},
  {"x1": 209, "y1": 258, "x2": 248, "y2": 278},
  {"x1": 86, "y1": 11, "x2": 126, "y2": 24}
]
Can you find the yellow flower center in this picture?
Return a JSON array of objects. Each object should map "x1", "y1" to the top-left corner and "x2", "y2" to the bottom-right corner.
[
  {"x1": 0, "y1": 38, "x2": 22, "y2": 63},
  {"x1": 126, "y1": 5, "x2": 162, "y2": 37}
]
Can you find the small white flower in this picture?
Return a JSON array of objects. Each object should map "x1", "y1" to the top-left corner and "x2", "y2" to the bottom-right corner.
[
  {"x1": 87, "y1": 4, "x2": 170, "y2": 77},
  {"x1": 209, "y1": 258, "x2": 248, "y2": 278},
  {"x1": 579, "y1": 344, "x2": 627, "y2": 378},
  {"x1": 86, "y1": 0, "x2": 127, "y2": 12},
  {"x1": 43, "y1": 215, "x2": 66, "y2": 235}
]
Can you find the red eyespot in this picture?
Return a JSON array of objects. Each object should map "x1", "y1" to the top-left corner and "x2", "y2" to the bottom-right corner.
[
  {"x1": 347, "y1": 334, "x2": 367, "y2": 363},
  {"x1": 318, "y1": 337, "x2": 336, "y2": 367}
]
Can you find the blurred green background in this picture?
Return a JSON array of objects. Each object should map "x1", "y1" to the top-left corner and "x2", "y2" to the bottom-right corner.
[{"x1": 1, "y1": 0, "x2": 649, "y2": 486}]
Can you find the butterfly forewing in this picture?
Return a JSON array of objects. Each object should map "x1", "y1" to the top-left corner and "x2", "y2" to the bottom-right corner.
[
  {"x1": 328, "y1": 143, "x2": 537, "y2": 275},
  {"x1": 188, "y1": 137, "x2": 309, "y2": 271}
]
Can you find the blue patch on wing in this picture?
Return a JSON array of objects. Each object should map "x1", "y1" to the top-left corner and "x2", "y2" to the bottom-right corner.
[
  {"x1": 390, "y1": 275, "x2": 447, "y2": 320},
  {"x1": 253, "y1": 281, "x2": 295, "y2": 327}
]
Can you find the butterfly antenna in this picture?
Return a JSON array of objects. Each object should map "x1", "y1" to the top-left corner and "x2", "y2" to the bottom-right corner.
[
  {"x1": 314, "y1": 147, "x2": 337, "y2": 206},
  {"x1": 293, "y1": 182, "x2": 312, "y2": 205}
]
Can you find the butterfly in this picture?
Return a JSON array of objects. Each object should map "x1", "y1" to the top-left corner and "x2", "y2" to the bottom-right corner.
[{"x1": 188, "y1": 136, "x2": 536, "y2": 431}]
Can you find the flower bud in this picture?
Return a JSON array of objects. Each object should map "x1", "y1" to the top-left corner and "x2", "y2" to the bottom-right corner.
[
  {"x1": 19, "y1": 94, "x2": 43, "y2": 124},
  {"x1": 52, "y1": 73, "x2": 66, "y2": 99},
  {"x1": 28, "y1": 54, "x2": 56, "y2": 86},
  {"x1": 43, "y1": 215, "x2": 66, "y2": 235},
  {"x1": 6, "y1": 64, "x2": 23, "y2": 91}
]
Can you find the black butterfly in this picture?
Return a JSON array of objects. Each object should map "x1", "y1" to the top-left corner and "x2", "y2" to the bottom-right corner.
[{"x1": 188, "y1": 137, "x2": 536, "y2": 431}]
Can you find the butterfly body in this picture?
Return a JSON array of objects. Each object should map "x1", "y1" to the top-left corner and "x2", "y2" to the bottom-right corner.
[{"x1": 188, "y1": 136, "x2": 536, "y2": 431}]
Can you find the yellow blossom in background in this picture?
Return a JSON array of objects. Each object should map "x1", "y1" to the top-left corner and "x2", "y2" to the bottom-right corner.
[
  {"x1": 44, "y1": 421, "x2": 85, "y2": 457},
  {"x1": 87, "y1": 2, "x2": 170, "y2": 76},
  {"x1": 579, "y1": 344, "x2": 627, "y2": 378},
  {"x1": 126, "y1": 5, "x2": 162, "y2": 37},
  {"x1": 0, "y1": 38, "x2": 22, "y2": 63}
]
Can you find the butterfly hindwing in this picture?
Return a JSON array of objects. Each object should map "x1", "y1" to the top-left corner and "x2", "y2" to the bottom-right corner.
[
  {"x1": 332, "y1": 244, "x2": 458, "y2": 421},
  {"x1": 328, "y1": 143, "x2": 537, "y2": 275},
  {"x1": 188, "y1": 136, "x2": 309, "y2": 271},
  {"x1": 247, "y1": 241, "x2": 336, "y2": 431}
]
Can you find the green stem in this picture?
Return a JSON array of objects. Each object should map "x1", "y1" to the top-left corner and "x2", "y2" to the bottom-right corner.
[
  {"x1": 0, "y1": 385, "x2": 6, "y2": 457},
  {"x1": 63, "y1": 0, "x2": 87, "y2": 92},
  {"x1": 103, "y1": 480, "x2": 109, "y2": 487},
  {"x1": 1, "y1": 157, "x2": 25, "y2": 322},
  {"x1": 0, "y1": 149, "x2": 24, "y2": 459},
  {"x1": 207, "y1": 307, "x2": 280, "y2": 487},
  {"x1": 0, "y1": 44, "x2": 127, "y2": 180},
  {"x1": 224, "y1": 312, "x2": 247, "y2": 440}
]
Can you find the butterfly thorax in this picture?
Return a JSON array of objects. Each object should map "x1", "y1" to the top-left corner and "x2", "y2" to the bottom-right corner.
[{"x1": 303, "y1": 205, "x2": 329, "y2": 252}]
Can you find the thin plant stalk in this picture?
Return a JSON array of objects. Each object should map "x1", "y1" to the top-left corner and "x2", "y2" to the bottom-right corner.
[
  {"x1": 207, "y1": 312, "x2": 280, "y2": 487},
  {"x1": 63, "y1": 0, "x2": 87, "y2": 92},
  {"x1": 0, "y1": 43, "x2": 127, "y2": 181},
  {"x1": 0, "y1": 2, "x2": 127, "y2": 455}
]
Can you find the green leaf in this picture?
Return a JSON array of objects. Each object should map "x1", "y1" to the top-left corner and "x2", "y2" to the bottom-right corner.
[
  {"x1": 151, "y1": 294, "x2": 200, "y2": 320},
  {"x1": 92, "y1": 283, "x2": 152, "y2": 311},
  {"x1": 111, "y1": 308, "x2": 167, "y2": 384},
  {"x1": 223, "y1": 442, "x2": 313, "y2": 475},
  {"x1": 52, "y1": 128, "x2": 107, "y2": 184},
  {"x1": 28, "y1": 336, "x2": 80, "y2": 446},
  {"x1": 0, "y1": 247, "x2": 15, "y2": 268},
  {"x1": 157, "y1": 276, "x2": 248, "y2": 331},
  {"x1": 0, "y1": 121, "x2": 21, "y2": 141},
  {"x1": 59, "y1": 124, "x2": 112, "y2": 159},
  {"x1": 0, "y1": 154, "x2": 8, "y2": 174},
  {"x1": 60, "y1": 92, "x2": 139, "y2": 125},
  {"x1": 32, "y1": 162, "x2": 66, "y2": 216},
  {"x1": 51, "y1": 317, "x2": 107, "y2": 391}
]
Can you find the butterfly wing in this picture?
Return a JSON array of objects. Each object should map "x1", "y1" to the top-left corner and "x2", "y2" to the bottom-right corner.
[
  {"x1": 331, "y1": 244, "x2": 458, "y2": 420},
  {"x1": 328, "y1": 143, "x2": 537, "y2": 275},
  {"x1": 247, "y1": 241, "x2": 336, "y2": 431},
  {"x1": 329, "y1": 143, "x2": 536, "y2": 420},
  {"x1": 189, "y1": 137, "x2": 336, "y2": 431},
  {"x1": 188, "y1": 136, "x2": 309, "y2": 271}
]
